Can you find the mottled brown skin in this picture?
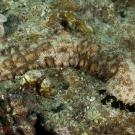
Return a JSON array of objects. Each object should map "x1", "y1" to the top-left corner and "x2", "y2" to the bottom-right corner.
[{"x1": 0, "y1": 35, "x2": 124, "y2": 82}]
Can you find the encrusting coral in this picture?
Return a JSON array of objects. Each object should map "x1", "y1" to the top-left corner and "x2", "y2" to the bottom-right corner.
[{"x1": 0, "y1": 30, "x2": 135, "y2": 105}]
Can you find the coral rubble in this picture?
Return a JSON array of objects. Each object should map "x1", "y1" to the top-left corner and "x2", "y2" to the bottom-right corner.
[{"x1": 0, "y1": 83, "x2": 38, "y2": 135}]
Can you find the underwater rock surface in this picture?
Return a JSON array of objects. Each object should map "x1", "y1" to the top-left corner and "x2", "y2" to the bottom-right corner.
[{"x1": 1, "y1": 0, "x2": 135, "y2": 134}]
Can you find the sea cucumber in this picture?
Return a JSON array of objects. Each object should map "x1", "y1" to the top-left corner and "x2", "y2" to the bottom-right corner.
[{"x1": 0, "y1": 31, "x2": 135, "y2": 104}]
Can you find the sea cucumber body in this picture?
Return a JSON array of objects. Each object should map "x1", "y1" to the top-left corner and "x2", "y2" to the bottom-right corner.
[{"x1": 0, "y1": 33, "x2": 134, "y2": 104}]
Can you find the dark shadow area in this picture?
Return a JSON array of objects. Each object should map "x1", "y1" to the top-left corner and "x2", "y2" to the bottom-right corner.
[
  {"x1": 118, "y1": 11, "x2": 126, "y2": 18},
  {"x1": 51, "y1": 103, "x2": 65, "y2": 113},
  {"x1": 99, "y1": 90, "x2": 135, "y2": 112},
  {"x1": 35, "y1": 113, "x2": 57, "y2": 135},
  {"x1": 61, "y1": 20, "x2": 69, "y2": 29},
  {"x1": 98, "y1": 89, "x2": 106, "y2": 95},
  {"x1": 4, "y1": 14, "x2": 19, "y2": 37}
]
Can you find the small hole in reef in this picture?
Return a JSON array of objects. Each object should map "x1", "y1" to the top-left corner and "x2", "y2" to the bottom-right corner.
[
  {"x1": 16, "y1": 128, "x2": 25, "y2": 135},
  {"x1": 60, "y1": 20, "x2": 69, "y2": 29},
  {"x1": 62, "y1": 83, "x2": 69, "y2": 90},
  {"x1": 119, "y1": 11, "x2": 126, "y2": 18},
  {"x1": 98, "y1": 89, "x2": 106, "y2": 95}
]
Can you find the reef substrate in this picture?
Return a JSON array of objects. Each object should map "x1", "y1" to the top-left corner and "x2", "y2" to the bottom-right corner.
[{"x1": 1, "y1": 0, "x2": 135, "y2": 134}]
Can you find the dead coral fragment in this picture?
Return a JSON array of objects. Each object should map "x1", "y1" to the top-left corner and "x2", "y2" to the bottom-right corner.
[
  {"x1": 40, "y1": 77, "x2": 57, "y2": 98},
  {"x1": 20, "y1": 70, "x2": 58, "y2": 98}
]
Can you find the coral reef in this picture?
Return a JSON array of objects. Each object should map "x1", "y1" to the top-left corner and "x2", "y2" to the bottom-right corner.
[
  {"x1": 35, "y1": 68, "x2": 135, "y2": 135},
  {"x1": 1, "y1": 0, "x2": 135, "y2": 134}
]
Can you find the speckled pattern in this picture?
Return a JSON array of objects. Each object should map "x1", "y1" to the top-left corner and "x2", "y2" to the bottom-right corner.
[
  {"x1": 0, "y1": 32, "x2": 117, "y2": 80},
  {"x1": 0, "y1": 31, "x2": 135, "y2": 104},
  {"x1": 1, "y1": 0, "x2": 135, "y2": 134}
]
